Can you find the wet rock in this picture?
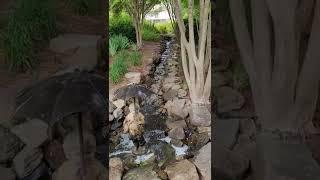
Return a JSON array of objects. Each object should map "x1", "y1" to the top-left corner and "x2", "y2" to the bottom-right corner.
[
  {"x1": 165, "y1": 159, "x2": 199, "y2": 180},
  {"x1": 125, "y1": 72, "x2": 141, "y2": 84},
  {"x1": 239, "y1": 118, "x2": 256, "y2": 137},
  {"x1": 215, "y1": 118, "x2": 239, "y2": 149},
  {"x1": 166, "y1": 120, "x2": 187, "y2": 130},
  {"x1": 113, "y1": 99, "x2": 125, "y2": 109},
  {"x1": 44, "y1": 140, "x2": 66, "y2": 170},
  {"x1": 123, "y1": 166, "x2": 160, "y2": 180},
  {"x1": 189, "y1": 104, "x2": 211, "y2": 127},
  {"x1": 177, "y1": 89, "x2": 187, "y2": 98},
  {"x1": 52, "y1": 158, "x2": 107, "y2": 180},
  {"x1": 114, "y1": 84, "x2": 154, "y2": 102},
  {"x1": 63, "y1": 131, "x2": 96, "y2": 160},
  {"x1": 0, "y1": 166, "x2": 16, "y2": 180},
  {"x1": 113, "y1": 108, "x2": 124, "y2": 120},
  {"x1": 109, "y1": 101, "x2": 116, "y2": 113},
  {"x1": 148, "y1": 140, "x2": 175, "y2": 167},
  {"x1": 163, "y1": 89, "x2": 178, "y2": 101},
  {"x1": 168, "y1": 127, "x2": 185, "y2": 140},
  {"x1": 164, "y1": 99, "x2": 188, "y2": 119},
  {"x1": 187, "y1": 133, "x2": 210, "y2": 152},
  {"x1": 213, "y1": 145, "x2": 249, "y2": 180},
  {"x1": 13, "y1": 147, "x2": 43, "y2": 178},
  {"x1": 215, "y1": 86, "x2": 245, "y2": 113},
  {"x1": 109, "y1": 157, "x2": 124, "y2": 180},
  {"x1": 11, "y1": 119, "x2": 48, "y2": 148},
  {"x1": 109, "y1": 114, "x2": 115, "y2": 122},
  {"x1": 193, "y1": 143, "x2": 211, "y2": 180},
  {"x1": 171, "y1": 139, "x2": 184, "y2": 147},
  {"x1": 0, "y1": 125, "x2": 24, "y2": 164}
]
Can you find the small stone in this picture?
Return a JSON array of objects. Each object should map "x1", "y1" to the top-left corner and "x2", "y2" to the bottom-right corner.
[
  {"x1": 177, "y1": 89, "x2": 187, "y2": 97},
  {"x1": 11, "y1": 119, "x2": 48, "y2": 148},
  {"x1": 125, "y1": 72, "x2": 141, "y2": 84},
  {"x1": 0, "y1": 166, "x2": 16, "y2": 180},
  {"x1": 166, "y1": 120, "x2": 187, "y2": 130},
  {"x1": 189, "y1": 104, "x2": 211, "y2": 127},
  {"x1": 163, "y1": 89, "x2": 178, "y2": 101},
  {"x1": 0, "y1": 125, "x2": 24, "y2": 164},
  {"x1": 44, "y1": 140, "x2": 66, "y2": 170},
  {"x1": 109, "y1": 157, "x2": 124, "y2": 180},
  {"x1": 168, "y1": 127, "x2": 185, "y2": 140},
  {"x1": 113, "y1": 108, "x2": 124, "y2": 120},
  {"x1": 165, "y1": 159, "x2": 199, "y2": 180},
  {"x1": 193, "y1": 143, "x2": 211, "y2": 180},
  {"x1": 109, "y1": 114, "x2": 115, "y2": 122},
  {"x1": 113, "y1": 99, "x2": 125, "y2": 109},
  {"x1": 123, "y1": 166, "x2": 160, "y2": 180},
  {"x1": 13, "y1": 147, "x2": 43, "y2": 178},
  {"x1": 164, "y1": 99, "x2": 188, "y2": 119},
  {"x1": 170, "y1": 139, "x2": 184, "y2": 147}
]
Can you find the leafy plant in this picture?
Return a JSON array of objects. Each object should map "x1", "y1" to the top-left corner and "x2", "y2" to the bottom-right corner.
[
  {"x1": 155, "y1": 22, "x2": 174, "y2": 34},
  {"x1": 142, "y1": 22, "x2": 160, "y2": 41},
  {"x1": 109, "y1": 53, "x2": 128, "y2": 83},
  {"x1": 109, "y1": 35, "x2": 129, "y2": 56},
  {"x1": 2, "y1": 0, "x2": 57, "y2": 71},
  {"x1": 130, "y1": 51, "x2": 142, "y2": 66},
  {"x1": 109, "y1": 13, "x2": 136, "y2": 42}
]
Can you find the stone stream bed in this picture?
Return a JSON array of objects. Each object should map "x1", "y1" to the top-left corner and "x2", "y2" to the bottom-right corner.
[{"x1": 108, "y1": 37, "x2": 211, "y2": 180}]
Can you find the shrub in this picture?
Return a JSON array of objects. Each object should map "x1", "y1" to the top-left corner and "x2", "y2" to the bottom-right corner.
[
  {"x1": 109, "y1": 13, "x2": 136, "y2": 42},
  {"x1": 130, "y1": 51, "x2": 142, "y2": 66},
  {"x1": 142, "y1": 22, "x2": 160, "y2": 41},
  {"x1": 155, "y1": 22, "x2": 174, "y2": 34},
  {"x1": 109, "y1": 35, "x2": 129, "y2": 56},
  {"x1": 109, "y1": 53, "x2": 128, "y2": 83},
  {"x1": 1, "y1": 0, "x2": 57, "y2": 71}
]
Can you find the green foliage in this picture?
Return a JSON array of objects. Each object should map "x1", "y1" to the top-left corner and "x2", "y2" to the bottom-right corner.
[
  {"x1": 67, "y1": 0, "x2": 98, "y2": 16},
  {"x1": 130, "y1": 51, "x2": 142, "y2": 66},
  {"x1": 109, "y1": 35, "x2": 130, "y2": 56},
  {"x1": 1, "y1": 0, "x2": 57, "y2": 71},
  {"x1": 142, "y1": 22, "x2": 160, "y2": 41},
  {"x1": 155, "y1": 22, "x2": 174, "y2": 34},
  {"x1": 232, "y1": 62, "x2": 250, "y2": 91},
  {"x1": 109, "y1": 52, "x2": 128, "y2": 83},
  {"x1": 109, "y1": 13, "x2": 136, "y2": 42}
]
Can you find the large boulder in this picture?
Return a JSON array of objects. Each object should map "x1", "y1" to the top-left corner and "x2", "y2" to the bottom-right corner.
[
  {"x1": 123, "y1": 166, "x2": 160, "y2": 180},
  {"x1": 168, "y1": 127, "x2": 185, "y2": 140},
  {"x1": 109, "y1": 157, "x2": 124, "y2": 180},
  {"x1": 193, "y1": 143, "x2": 211, "y2": 180},
  {"x1": 189, "y1": 103, "x2": 211, "y2": 127},
  {"x1": 164, "y1": 98, "x2": 189, "y2": 119},
  {"x1": 165, "y1": 159, "x2": 199, "y2": 180}
]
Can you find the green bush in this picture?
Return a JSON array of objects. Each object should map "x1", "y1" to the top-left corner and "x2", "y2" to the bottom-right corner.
[
  {"x1": 155, "y1": 22, "x2": 174, "y2": 34},
  {"x1": 109, "y1": 52, "x2": 128, "y2": 83},
  {"x1": 142, "y1": 22, "x2": 160, "y2": 41},
  {"x1": 109, "y1": 35, "x2": 130, "y2": 56},
  {"x1": 130, "y1": 51, "x2": 142, "y2": 66},
  {"x1": 109, "y1": 13, "x2": 136, "y2": 42},
  {"x1": 67, "y1": 0, "x2": 98, "y2": 16},
  {"x1": 1, "y1": 0, "x2": 57, "y2": 71}
]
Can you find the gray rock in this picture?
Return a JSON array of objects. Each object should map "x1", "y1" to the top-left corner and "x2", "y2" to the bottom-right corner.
[
  {"x1": 253, "y1": 132, "x2": 320, "y2": 180},
  {"x1": 13, "y1": 147, "x2": 43, "y2": 178},
  {"x1": 193, "y1": 143, "x2": 211, "y2": 180},
  {"x1": 163, "y1": 89, "x2": 178, "y2": 101},
  {"x1": 109, "y1": 157, "x2": 124, "y2": 180},
  {"x1": 164, "y1": 99, "x2": 188, "y2": 119},
  {"x1": 148, "y1": 140, "x2": 175, "y2": 167},
  {"x1": 0, "y1": 166, "x2": 16, "y2": 180},
  {"x1": 168, "y1": 127, "x2": 185, "y2": 140},
  {"x1": 109, "y1": 101, "x2": 116, "y2": 113},
  {"x1": 123, "y1": 166, "x2": 160, "y2": 180},
  {"x1": 165, "y1": 159, "x2": 199, "y2": 180},
  {"x1": 213, "y1": 145, "x2": 249, "y2": 180},
  {"x1": 125, "y1": 72, "x2": 141, "y2": 84},
  {"x1": 0, "y1": 125, "x2": 24, "y2": 164},
  {"x1": 177, "y1": 89, "x2": 187, "y2": 98},
  {"x1": 11, "y1": 119, "x2": 48, "y2": 148},
  {"x1": 215, "y1": 118, "x2": 239, "y2": 149},
  {"x1": 109, "y1": 114, "x2": 115, "y2": 122},
  {"x1": 166, "y1": 120, "x2": 187, "y2": 130},
  {"x1": 170, "y1": 139, "x2": 184, "y2": 147},
  {"x1": 113, "y1": 108, "x2": 124, "y2": 120},
  {"x1": 215, "y1": 86, "x2": 245, "y2": 113},
  {"x1": 113, "y1": 99, "x2": 125, "y2": 109}
]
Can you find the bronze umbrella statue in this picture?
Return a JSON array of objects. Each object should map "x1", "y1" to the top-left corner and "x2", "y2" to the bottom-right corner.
[{"x1": 13, "y1": 70, "x2": 107, "y2": 179}]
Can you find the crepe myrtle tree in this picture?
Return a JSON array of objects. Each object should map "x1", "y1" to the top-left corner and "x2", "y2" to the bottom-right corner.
[
  {"x1": 229, "y1": 0, "x2": 320, "y2": 132},
  {"x1": 172, "y1": 0, "x2": 211, "y2": 126},
  {"x1": 111, "y1": 0, "x2": 160, "y2": 49}
]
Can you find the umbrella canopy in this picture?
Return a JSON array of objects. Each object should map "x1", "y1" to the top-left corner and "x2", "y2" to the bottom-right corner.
[{"x1": 13, "y1": 70, "x2": 107, "y2": 126}]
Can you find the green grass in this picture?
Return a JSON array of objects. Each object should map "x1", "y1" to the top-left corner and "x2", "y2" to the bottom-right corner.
[
  {"x1": 130, "y1": 51, "x2": 142, "y2": 66},
  {"x1": 109, "y1": 35, "x2": 130, "y2": 57},
  {"x1": 110, "y1": 52, "x2": 128, "y2": 83},
  {"x1": 1, "y1": 0, "x2": 57, "y2": 72}
]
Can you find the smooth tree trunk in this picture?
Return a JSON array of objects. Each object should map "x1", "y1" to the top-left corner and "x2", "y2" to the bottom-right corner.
[{"x1": 173, "y1": 0, "x2": 211, "y2": 127}]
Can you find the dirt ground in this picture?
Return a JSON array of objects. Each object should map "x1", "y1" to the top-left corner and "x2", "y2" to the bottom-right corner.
[{"x1": 108, "y1": 41, "x2": 160, "y2": 100}]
